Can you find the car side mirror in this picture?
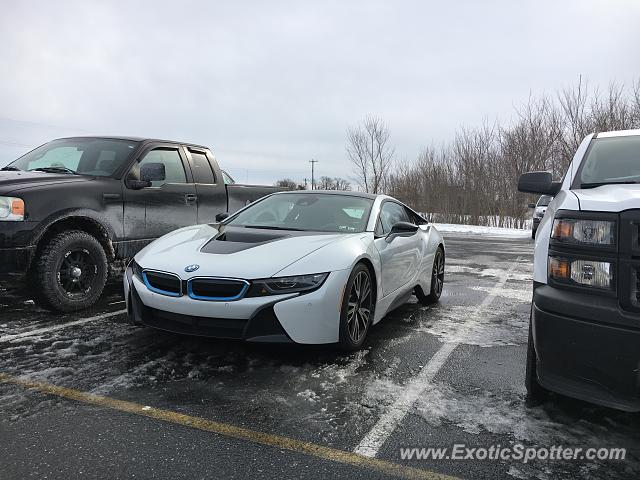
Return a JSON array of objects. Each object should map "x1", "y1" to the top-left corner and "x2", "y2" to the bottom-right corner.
[
  {"x1": 386, "y1": 221, "x2": 419, "y2": 242},
  {"x1": 528, "y1": 203, "x2": 536, "y2": 209},
  {"x1": 518, "y1": 171, "x2": 561, "y2": 195},
  {"x1": 215, "y1": 212, "x2": 229, "y2": 222},
  {"x1": 140, "y1": 162, "x2": 166, "y2": 182}
]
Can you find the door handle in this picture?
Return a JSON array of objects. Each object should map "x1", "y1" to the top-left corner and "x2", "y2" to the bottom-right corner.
[
  {"x1": 185, "y1": 194, "x2": 198, "y2": 206},
  {"x1": 102, "y1": 193, "x2": 121, "y2": 203}
]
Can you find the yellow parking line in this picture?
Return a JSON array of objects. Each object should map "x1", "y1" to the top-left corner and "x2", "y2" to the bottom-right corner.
[{"x1": 0, "y1": 372, "x2": 459, "y2": 480}]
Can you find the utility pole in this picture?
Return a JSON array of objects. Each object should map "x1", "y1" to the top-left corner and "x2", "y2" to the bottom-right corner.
[{"x1": 309, "y1": 159, "x2": 318, "y2": 190}]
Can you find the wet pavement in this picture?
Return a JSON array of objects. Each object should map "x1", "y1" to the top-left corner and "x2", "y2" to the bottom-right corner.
[{"x1": 1, "y1": 232, "x2": 639, "y2": 479}]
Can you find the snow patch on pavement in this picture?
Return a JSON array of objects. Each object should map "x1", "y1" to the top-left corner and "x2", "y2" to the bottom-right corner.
[
  {"x1": 434, "y1": 223, "x2": 531, "y2": 237},
  {"x1": 446, "y1": 264, "x2": 532, "y2": 282},
  {"x1": 415, "y1": 304, "x2": 529, "y2": 347}
]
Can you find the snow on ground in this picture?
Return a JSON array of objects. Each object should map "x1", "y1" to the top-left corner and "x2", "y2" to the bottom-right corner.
[{"x1": 433, "y1": 223, "x2": 531, "y2": 237}]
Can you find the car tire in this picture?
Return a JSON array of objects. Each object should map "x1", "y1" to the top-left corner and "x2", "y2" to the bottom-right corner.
[
  {"x1": 525, "y1": 308, "x2": 548, "y2": 406},
  {"x1": 32, "y1": 230, "x2": 108, "y2": 312},
  {"x1": 338, "y1": 263, "x2": 374, "y2": 351},
  {"x1": 416, "y1": 246, "x2": 445, "y2": 305}
]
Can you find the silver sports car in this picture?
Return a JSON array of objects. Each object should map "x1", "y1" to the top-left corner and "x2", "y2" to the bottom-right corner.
[{"x1": 124, "y1": 191, "x2": 445, "y2": 350}]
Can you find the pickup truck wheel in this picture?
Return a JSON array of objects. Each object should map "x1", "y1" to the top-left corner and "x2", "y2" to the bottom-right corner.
[
  {"x1": 33, "y1": 230, "x2": 108, "y2": 312},
  {"x1": 525, "y1": 309, "x2": 548, "y2": 406}
]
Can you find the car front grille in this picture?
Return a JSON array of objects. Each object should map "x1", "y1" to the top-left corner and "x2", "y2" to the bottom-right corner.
[
  {"x1": 188, "y1": 278, "x2": 249, "y2": 300},
  {"x1": 142, "y1": 271, "x2": 182, "y2": 296}
]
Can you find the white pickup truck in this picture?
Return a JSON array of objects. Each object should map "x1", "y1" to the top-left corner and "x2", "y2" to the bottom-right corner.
[{"x1": 518, "y1": 128, "x2": 640, "y2": 411}]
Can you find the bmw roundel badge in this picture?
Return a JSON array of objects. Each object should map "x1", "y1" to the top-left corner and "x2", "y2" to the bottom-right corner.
[{"x1": 184, "y1": 264, "x2": 200, "y2": 273}]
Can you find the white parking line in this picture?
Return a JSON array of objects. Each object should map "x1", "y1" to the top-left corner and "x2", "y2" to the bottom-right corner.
[
  {"x1": 0, "y1": 310, "x2": 126, "y2": 342},
  {"x1": 354, "y1": 258, "x2": 522, "y2": 458}
]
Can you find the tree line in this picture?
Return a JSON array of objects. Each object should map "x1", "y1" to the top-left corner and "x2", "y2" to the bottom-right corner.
[{"x1": 350, "y1": 79, "x2": 640, "y2": 228}]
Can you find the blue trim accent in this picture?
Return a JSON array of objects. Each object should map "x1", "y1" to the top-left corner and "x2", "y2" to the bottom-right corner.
[
  {"x1": 187, "y1": 278, "x2": 249, "y2": 302},
  {"x1": 142, "y1": 270, "x2": 182, "y2": 297}
]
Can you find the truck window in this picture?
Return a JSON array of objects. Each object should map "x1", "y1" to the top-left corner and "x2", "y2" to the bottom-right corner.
[
  {"x1": 222, "y1": 170, "x2": 236, "y2": 185},
  {"x1": 576, "y1": 135, "x2": 640, "y2": 187},
  {"x1": 139, "y1": 149, "x2": 186, "y2": 187},
  {"x1": 9, "y1": 138, "x2": 138, "y2": 176},
  {"x1": 190, "y1": 151, "x2": 216, "y2": 184}
]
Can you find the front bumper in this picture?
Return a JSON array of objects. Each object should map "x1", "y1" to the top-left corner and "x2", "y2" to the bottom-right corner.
[
  {"x1": 532, "y1": 285, "x2": 640, "y2": 411},
  {"x1": 0, "y1": 220, "x2": 40, "y2": 276},
  {"x1": 124, "y1": 268, "x2": 351, "y2": 344},
  {"x1": 0, "y1": 246, "x2": 36, "y2": 277}
]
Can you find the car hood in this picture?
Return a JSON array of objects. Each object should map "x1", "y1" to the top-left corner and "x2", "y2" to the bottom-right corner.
[
  {"x1": 573, "y1": 184, "x2": 640, "y2": 212},
  {"x1": 135, "y1": 224, "x2": 353, "y2": 279},
  {"x1": 0, "y1": 170, "x2": 89, "y2": 194}
]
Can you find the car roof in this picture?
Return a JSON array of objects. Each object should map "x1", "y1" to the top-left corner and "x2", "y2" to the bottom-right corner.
[
  {"x1": 53, "y1": 136, "x2": 210, "y2": 150},
  {"x1": 596, "y1": 129, "x2": 640, "y2": 138},
  {"x1": 273, "y1": 190, "x2": 380, "y2": 200}
]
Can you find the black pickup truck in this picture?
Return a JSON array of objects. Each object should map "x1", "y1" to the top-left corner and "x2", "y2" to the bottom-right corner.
[{"x1": 0, "y1": 136, "x2": 283, "y2": 312}]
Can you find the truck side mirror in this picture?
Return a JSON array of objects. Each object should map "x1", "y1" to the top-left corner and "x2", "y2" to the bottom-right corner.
[
  {"x1": 518, "y1": 171, "x2": 561, "y2": 195},
  {"x1": 140, "y1": 162, "x2": 166, "y2": 182},
  {"x1": 528, "y1": 203, "x2": 536, "y2": 209},
  {"x1": 215, "y1": 212, "x2": 229, "y2": 222}
]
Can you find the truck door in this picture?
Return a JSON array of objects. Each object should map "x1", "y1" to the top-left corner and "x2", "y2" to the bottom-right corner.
[
  {"x1": 185, "y1": 147, "x2": 227, "y2": 223},
  {"x1": 123, "y1": 145, "x2": 198, "y2": 247}
]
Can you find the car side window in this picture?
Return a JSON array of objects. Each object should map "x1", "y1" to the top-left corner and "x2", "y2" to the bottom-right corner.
[
  {"x1": 378, "y1": 202, "x2": 410, "y2": 234},
  {"x1": 190, "y1": 150, "x2": 216, "y2": 184},
  {"x1": 404, "y1": 206, "x2": 426, "y2": 225},
  {"x1": 138, "y1": 148, "x2": 186, "y2": 187}
]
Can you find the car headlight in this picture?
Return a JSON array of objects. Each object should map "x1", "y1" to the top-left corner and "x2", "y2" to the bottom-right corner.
[
  {"x1": 551, "y1": 218, "x2": 615, "y2": 246},
  {"x1": 249, "y1": 273, "x2": 329, "y2": 296},
  {"x1": 549, "y1": 256, "x2": 613, "y2": 290},
  {"x1": 0, "y1": 196, "x2": 25, "y2": 221}
]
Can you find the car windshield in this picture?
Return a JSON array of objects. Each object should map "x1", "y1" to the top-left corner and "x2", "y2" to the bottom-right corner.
[
  {"x1": 226, "y1": 193, "x2": 373, "y2": 233},
  {"x1": 577, "y1": 135, "x2": 640, "y2": 187},
  {"x1": 537, "y1": 195, "x2": 552, "y2": 206},
  {"x1": 8, "y1": 138, "x2": 139, "y2": 177}
]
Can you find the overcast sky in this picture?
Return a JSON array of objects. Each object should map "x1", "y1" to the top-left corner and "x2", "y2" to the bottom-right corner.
[{"x1": 1, "y1": 0, "x2": 638, "y2": 185}]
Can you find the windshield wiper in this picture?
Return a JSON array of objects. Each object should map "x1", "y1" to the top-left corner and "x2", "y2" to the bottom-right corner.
[
  {"x1": 581, "y1": 181, "x2": 640, "y2": 188},
  {"x1": 1, "y1": 165, "x2": 21, "y2": 171},
  {"x1": 30, "y1": 166, "x2": 79, "y2": 175},
  {"x1": 244, "y1": 225, "x2": 305, "y2": 231}
]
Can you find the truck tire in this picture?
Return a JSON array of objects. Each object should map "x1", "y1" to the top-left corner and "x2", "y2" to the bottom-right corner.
[
  {"x1": 525, "y1": 310, "x2": 548, "y2": 406},
  {"x1": 33, "y1": 230, "x2": 108, "y2": 312}
]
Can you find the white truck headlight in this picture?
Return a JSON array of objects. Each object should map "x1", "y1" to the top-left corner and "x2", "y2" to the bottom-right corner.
[
  {"x1": 0, "y1": 196, "x2": 25, "y2": 221},
  {"x1": 551, "y1": 218, "x2": 615, "y2": 246},
  {"x1": 549, "y1": 257, "x2": 613, "y2": 290}
]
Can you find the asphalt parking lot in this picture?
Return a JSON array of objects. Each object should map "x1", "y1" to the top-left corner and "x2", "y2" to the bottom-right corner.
[{"x1": 1, "y1": 232, "x2": 639, "y2": 480}]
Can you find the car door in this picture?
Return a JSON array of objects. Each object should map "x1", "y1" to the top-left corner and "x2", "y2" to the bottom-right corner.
[
  {"x1": 373, "y1": 201, "x2": 421, "y2": 296},
  {"x1": 123, "y1": 145, "x2": 198, "y2": 245}
]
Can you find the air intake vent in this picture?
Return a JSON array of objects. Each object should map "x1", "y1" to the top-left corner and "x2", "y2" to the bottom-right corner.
[
  {"x1": 143, "y1": 271, "x2": 182, "y2": 297},
  {"x1": 188, "y1": 278, "x2": 249, "y2": 301}
]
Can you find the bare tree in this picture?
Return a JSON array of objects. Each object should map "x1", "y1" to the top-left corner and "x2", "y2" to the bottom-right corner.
[
  {"x1": 316, "y1": 176, "x2": 352, "y2": 191},
  {"x1": 386, "y1": 77, "x2": 640, "y2": 229},
  {"x1": 346, "y1": 116, "x2": 395, "y2": 193},
  {"x1": 274, "y1": 178, "x2": 299, "y2": 190}
]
